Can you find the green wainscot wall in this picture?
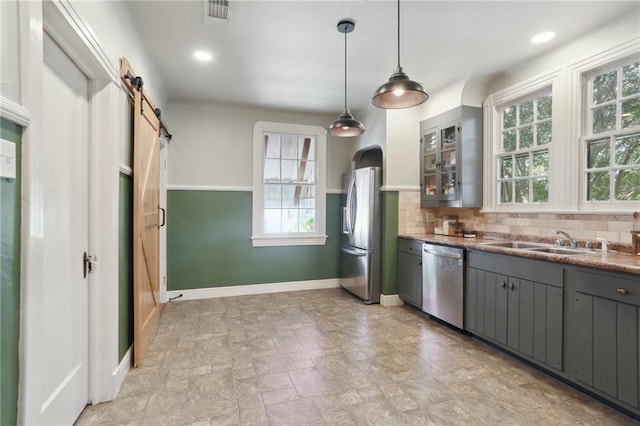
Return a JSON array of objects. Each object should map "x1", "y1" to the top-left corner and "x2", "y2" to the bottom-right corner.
[
  {"x1": 0, "y1": 118, "x2": 21, "y2": 426},
  {"x1": 167, "y1": 191, "x2": 342, "y2": 290},
  {"x1": 118, "y1": 173, "x2": 134, "y2": 361},
  {"x1": 381, "y1": 191, "x2": 399, "y2": 296}
]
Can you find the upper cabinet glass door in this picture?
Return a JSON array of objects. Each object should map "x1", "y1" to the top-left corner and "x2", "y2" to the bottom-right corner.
[
  {"x1": 439, "y1": 124, "x2": 458, "y2": 199},
  {"x1": 422, "y1": 131, "x2": 438, "y2": 197}
]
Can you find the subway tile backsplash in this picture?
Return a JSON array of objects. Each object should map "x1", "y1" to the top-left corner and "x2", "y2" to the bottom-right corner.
[{"x1": 398, "y1": 191, "x2": 638, "y2": 250}]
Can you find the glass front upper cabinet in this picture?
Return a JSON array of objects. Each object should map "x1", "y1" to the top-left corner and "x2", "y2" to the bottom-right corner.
[{"x1": 420, "y1": 106, "x2": 483, "y2": 208}]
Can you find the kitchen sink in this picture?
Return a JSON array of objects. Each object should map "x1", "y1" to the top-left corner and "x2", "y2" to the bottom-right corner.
[
  {"x1": 479, "y1": 241, "x2": 547, "y2": 249},
  {"x1": 525, "y1": 247, "x2": 585, "y2": 255}
]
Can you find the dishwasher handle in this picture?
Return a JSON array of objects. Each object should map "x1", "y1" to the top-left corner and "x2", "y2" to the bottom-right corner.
[{"x1": 422, "y1": 247, "x2": 462, "y2": 260}]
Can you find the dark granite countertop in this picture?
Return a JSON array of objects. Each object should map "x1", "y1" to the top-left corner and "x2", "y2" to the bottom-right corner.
[{"x1": 398, "y1": 233, "x2": 640, "y2": 276}]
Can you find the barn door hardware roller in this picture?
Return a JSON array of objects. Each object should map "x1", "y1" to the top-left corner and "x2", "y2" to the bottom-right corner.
[{"x1": 123, "y1": 71, "x2": 144, "y2": 92}]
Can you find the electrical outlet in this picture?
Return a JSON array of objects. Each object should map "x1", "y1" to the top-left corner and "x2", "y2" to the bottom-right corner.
[{"x1": 425, "y1": 212, "x2": 435, "y2": 222}]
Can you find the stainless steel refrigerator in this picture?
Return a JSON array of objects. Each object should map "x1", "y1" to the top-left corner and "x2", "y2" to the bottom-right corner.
[{"x1": 339, "y1": 167, "x2": 382, "y2": 304}]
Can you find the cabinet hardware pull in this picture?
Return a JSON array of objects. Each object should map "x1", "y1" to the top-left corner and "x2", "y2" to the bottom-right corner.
[
  {"x1": 508, "y1": 283, "x2": 515, "y2": 290},
  {"x1": 501, "y1": 281, "x2": 506, "y2": 289},
  {"x1": 616, "y1": 288, "x2": 629, "y2": 295}
]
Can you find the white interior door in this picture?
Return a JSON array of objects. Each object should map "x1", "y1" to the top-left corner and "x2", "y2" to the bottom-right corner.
[{"x1": 40, "y1": 32, "x2": 90, "y2": 425}]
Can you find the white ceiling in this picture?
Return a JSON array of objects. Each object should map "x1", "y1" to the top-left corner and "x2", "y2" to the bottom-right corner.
[{"x1": 125, "y1": 1, "x2": 639, "y2": 114}]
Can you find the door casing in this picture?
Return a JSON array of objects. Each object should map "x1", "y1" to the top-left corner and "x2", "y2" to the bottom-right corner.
[{"x1": 19, "y1": 1, "x2": 122, "y2": 423}]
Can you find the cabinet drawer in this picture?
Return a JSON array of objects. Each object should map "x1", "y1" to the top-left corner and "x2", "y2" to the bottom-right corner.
[
  {"x1": 575, "y1": 269, "x2": 640, "y2": 306},
  {"x1": 468, "y1": 250, "x2": 564, "y2": 288},
  {"x1": 398, "y1": 238, "x2": 423, "y2": 255}
]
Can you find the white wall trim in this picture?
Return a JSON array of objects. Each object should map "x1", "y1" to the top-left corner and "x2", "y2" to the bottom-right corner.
[
  {"x1": 112, "y1": 346, "x2": 131, "y2": 396},
  {"x1": 0, "y1": 96, "x2": 31, "y2": 127},
  {"x1": 381, "y1": 185, "x2": 420, "y2": 192},
  {"x1": 166, "y1": 278, "x2": 340, "y2": 301},
  {"x1": 43, "y1": 0, "x2": 119, "y2": 83},
  {"x1": 326, "y1": 188, "x2": 345, "y2": 194},
  {"x1": 119, "y1": 164, "x2": 132, "y2": 176},
  {"x1": 380, "y1": 294, "x2": 404, "y2": 307},
  {"x1": 167, "y1": 184, "x2": 253, "y2": 192},
  {"x1": 166, "y1": 186, "x2": 345, "y2": 194}
]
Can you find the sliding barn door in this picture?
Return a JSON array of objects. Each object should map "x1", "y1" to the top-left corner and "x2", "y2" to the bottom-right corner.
[{"x1": 133, "y1": 89, "x2": 161, "y2": 367}]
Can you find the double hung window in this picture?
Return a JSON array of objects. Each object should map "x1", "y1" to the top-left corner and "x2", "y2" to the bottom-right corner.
[
  {"x1": 497, "y1": 92, "x2": 552, "y2": 205},
  {"x1": 583, "y1": 60, "x2": 640, "y2": 202},
  {"x1": 252, "y1": 122, "x2": 326, "y2": 247}
]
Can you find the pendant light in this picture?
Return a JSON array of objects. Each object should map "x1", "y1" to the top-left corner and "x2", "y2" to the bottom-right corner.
[
  {"x1": 328, "y1": 19, "x2": 365, "y2": 137},
  {"x1": 372, "y1": 0, "x2": 428, "y2": 109}
]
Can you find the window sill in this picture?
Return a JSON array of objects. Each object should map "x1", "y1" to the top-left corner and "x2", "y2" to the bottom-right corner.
[{"x1": 251, "y1": 234, "x2": 328, "y2": 247}]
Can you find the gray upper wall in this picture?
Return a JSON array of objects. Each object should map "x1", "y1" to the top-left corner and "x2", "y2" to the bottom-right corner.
[{"x1": 166, "y1": 101, "x2": 357, "y2": 191}]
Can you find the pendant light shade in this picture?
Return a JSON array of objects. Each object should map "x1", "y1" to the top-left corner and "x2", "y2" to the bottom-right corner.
[
  {"x1": 328, "y1": 19, "x2": 365, "y2": 137},
  {"x1": 372, "y1": 0, "x2": 428, "y2": 109},
  {"x1": 328, "y1": 108, "x2": 365, "y2": 137}
]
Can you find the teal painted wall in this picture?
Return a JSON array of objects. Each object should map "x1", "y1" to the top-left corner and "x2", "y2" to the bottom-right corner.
[
  {"x1": 0, "y1": 118, "x2": 21, "y2": 426},
  {"x1": 167, "y1": 191, "x2": 341, "y2": 290},
  {"x1": 118, "y1": 174, "x2": 133, "y2": 360},
  {"x1": 381, "y1": 191, "x2": 399, "y2": 295}
]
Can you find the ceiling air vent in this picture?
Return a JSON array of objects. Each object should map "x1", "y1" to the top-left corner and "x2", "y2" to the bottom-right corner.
[{"x1": 204, "y1": 0, "x2": 232, "y2": 26}]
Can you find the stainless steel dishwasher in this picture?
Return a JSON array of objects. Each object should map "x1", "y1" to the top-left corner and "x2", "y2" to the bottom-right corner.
[{"x1": 422, "y1": 243, "x2": 464, "y2": 329}]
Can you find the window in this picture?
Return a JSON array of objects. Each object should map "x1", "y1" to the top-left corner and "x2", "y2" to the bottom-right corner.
[
  {"x1": 483, "y1": 38, "x2": 637, "y2": 213},
  {"x1": 583, "y1": 60, "x2": 640, "y2": 203},
  {"x1": 252, "y1": 121, "x2": 327, "y2": 247},
  {"x1": 497, "y1": 92, "x2": 552, "y2": 205}
]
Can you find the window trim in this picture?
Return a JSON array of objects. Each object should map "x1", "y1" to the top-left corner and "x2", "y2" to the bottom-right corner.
[
  {"x1": 251, "y1": 121, "x2": 327, "y2": 247},
  {"x1": 579, "y1": 58, "x2": 640, "y2": 207},
  {"x1": 482, "y1": 70, "x2": 561, "y2": 212}
]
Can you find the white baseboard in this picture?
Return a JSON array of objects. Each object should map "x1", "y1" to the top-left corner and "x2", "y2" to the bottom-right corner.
[
  {"x1": 112, "y1": 346, "x2": 131, "y2": 397},
  {"x1": 166, "y1": 278, "x2": 340, "y2": 301},
  {"x1": 380, "y1": 294, "x2": 404, "y2": 307}
]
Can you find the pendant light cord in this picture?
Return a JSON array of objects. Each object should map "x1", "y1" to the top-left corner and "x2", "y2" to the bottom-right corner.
[
  {"x1": 344, "y1": 28, "x2": 348, "y2": 109},
  {"x1": 397, "y1": 0, "x2": 401, "y2": 68}
]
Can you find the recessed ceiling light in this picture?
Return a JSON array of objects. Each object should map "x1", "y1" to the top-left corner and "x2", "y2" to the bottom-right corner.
[
  {"x1": 530, "y1": 31, "x2": 556, "y2": 44},
  {"x1": 193, "y1": 50, "x2": 213, "y2": 61}
]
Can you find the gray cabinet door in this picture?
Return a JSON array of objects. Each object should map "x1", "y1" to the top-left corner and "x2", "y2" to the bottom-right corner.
[
  {"x1": 570, "y1": 267, "x2": 640, "y2": 411},
  {"x1": 508, "y1": 279, "x2": 563, "y2": 371},
  {"x1": 494, "y1": 274, "x2": 508, "y2": 345},
  {"x1": 466, "y1": 251, "x2": 564, "y2": 372},
  {"x1": 465, "y1": 267, "x2": 486, "y2": 333},
  {"x1": 573, "y1": 290, "x2": 639, "y2": 409},
  {"x1": 398, "y1": 251, "x2": 422, "y2": 308}
]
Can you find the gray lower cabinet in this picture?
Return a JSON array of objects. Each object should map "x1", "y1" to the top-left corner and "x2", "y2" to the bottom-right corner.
[
  {"x1": 567, "y1": 267, "x2": 640, "y2": 414},
  {"x1": 397, "y1": 238, "x2": 422, "y2": 308},
  {"x1": 466, "y1": 250, "x2": 564, "y2": 372}
]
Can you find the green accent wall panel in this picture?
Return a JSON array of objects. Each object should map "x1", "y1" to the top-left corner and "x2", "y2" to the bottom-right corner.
[
  {"x1": 381, "y1": 191, "x2": 399, "y2": 295},
  {"x1": 118, "y1": 174, "x2": 133, "y2": 360},
  {"x1": 0, "y1": 118, "x2": 21, "y2": 426},
  {"x1": 167, "y1": 191, "x2": 341, "y2": 290}
]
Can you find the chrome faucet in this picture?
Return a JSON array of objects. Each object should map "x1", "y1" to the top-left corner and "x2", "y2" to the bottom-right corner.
[
  {"x1": 555, "y1": 230, "x2": 578, "y2": 248},
  {"x1": 597, "y1": 237, "x2": 609, "y2": 254}
]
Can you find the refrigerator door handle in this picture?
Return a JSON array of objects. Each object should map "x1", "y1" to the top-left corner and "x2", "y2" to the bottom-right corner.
[
  {"x1": 341, "y1": 207, "x2": 349, "y2": 234},
  {"x1": 345, "y1": 176, "x2": 356, "y2": 235},
  {"x1": 340, "y1": 244, "x2": 368, "y2": 256}
]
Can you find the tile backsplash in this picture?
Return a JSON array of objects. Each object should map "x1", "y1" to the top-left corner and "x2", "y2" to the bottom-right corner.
[{"x1": 398, "y1": 191, "x2": 638, "y2": 249}]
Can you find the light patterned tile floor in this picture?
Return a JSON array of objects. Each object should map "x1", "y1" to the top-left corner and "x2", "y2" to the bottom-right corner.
[{"x1": 75, "y1": 288, "x2": 639, "y2": 425}]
